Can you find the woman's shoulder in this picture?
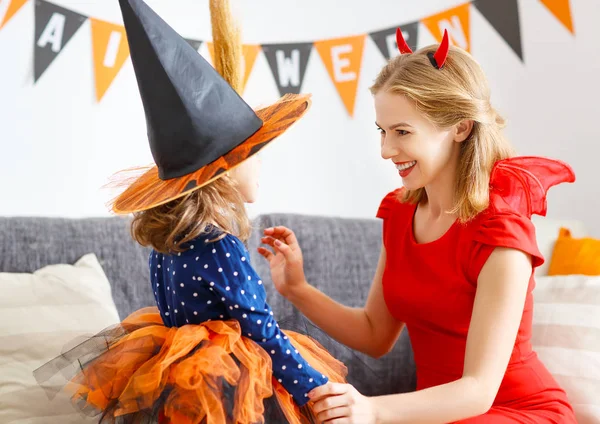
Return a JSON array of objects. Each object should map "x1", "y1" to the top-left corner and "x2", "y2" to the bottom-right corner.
[
  {"x1": 458, "y1": 156, "x2": 575, "y2": 277},
  {"x1": 376, "y1": 187, "x2": 415, "y2": 221}
]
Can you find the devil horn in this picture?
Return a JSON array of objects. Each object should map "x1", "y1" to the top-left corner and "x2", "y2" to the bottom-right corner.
[
  {"x1": 396, "y1": 28, "x2": 413, "y2": 55},
  {"x1": 432, "y1": 29, "x2": 450, "y2": 69}
]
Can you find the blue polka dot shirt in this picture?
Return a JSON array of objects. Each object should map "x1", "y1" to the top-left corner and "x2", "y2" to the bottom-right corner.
[{"x1": 149, "y1": 230, "x2": 328, "y2": 406}]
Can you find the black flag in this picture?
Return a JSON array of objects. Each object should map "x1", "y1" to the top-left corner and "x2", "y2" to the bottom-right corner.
[
  {"x1": 370, "y1": 21, "x2": 419, "y2": 60},
  {"x1": 185, "y1": 38, "x2": 202, "y2": 52},
  {"x1": 34, "y1": 0, "x2": 87, "y2": 82},
  {"x1": 473, "y1": 0, "x2": 523, "y2": 60},
  {"x1": 262, "y1": 42, "x2": 313, "y2": 95}
]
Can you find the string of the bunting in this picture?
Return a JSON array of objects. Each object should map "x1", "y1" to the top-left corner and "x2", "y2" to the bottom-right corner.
[{"x1": 0, "y1": 0, "x2": 575, "y2": 117}]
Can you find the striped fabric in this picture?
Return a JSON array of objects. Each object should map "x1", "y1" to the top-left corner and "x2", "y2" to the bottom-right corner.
[
  {"x1": 533, "y1": 275, "x2": 600, "y2": 423},
  {"x1": 0, "y1": 254, "x2": 120, "y2": 423}
]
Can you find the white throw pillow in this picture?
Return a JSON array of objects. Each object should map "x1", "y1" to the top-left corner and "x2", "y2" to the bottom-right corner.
[
  {"x1": 533, "y1": 275, "x2": 600, "y2": 423},
  {"x1": 0, "y1": 254, "x2": 120, "y2": 423}
]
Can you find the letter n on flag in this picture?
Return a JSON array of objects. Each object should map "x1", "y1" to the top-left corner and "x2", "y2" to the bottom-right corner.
[
  {"x1": 90, "y1": 18, "x2": 129, "y2": 102},
  {"x1": 422, "y1": 3, "x2": 471, "y2": 52},
  {"x1": 314, "y1": 34, "x2": 366, "y2": 118}
]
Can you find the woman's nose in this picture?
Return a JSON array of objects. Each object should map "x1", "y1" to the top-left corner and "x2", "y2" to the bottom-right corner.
[{"x1": 380, "y1": 139, "x2": 399, "y2": 160}]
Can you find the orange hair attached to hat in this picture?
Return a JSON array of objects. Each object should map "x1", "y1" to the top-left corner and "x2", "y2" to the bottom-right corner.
[{"x1": 209, "y1": 0, "x2": 242, "y2": 92}]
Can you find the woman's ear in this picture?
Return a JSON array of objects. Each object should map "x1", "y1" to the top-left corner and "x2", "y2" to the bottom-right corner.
[{"x1": 454, "y1": 119, "x2": 474, "y2": 143}]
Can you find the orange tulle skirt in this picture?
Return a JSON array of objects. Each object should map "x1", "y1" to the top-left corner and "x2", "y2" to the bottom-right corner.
[{"x1": 34, "y1": 307, "x2": 347, "y2": 424}]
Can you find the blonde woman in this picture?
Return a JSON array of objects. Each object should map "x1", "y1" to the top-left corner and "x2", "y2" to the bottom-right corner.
[{"x1": 259, "y1": 30, "x2": 577, "y2": 424}]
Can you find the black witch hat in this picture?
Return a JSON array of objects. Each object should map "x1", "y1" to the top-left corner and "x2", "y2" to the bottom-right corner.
[{"x1": 111, "y1": 0, "x2": 311, "y2": 214}]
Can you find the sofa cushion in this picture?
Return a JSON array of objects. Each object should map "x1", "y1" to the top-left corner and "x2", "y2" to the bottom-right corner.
[
  {"x1": 0, "y1": 254, "x2": 120, "y2": 423},
  {"x1": 533, "y1": 275, "x2": 600, "y2": 423},
  {"x1": 0, "y1": 217, "x2": 153, "y2": 318}
]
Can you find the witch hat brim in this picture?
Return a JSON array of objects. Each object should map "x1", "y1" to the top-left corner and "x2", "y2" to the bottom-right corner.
[{"x1": 111, "y1": 94, "x2": 311, "y2": 214}]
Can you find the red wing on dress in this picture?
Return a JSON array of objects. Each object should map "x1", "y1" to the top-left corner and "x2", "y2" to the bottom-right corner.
[{"x1": 489, "y1": 157, "x2": 575, "y2": 218}]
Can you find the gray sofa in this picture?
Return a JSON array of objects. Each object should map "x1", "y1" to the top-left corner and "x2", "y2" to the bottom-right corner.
[{"x1": 0, "y1": 214, "x2": 416, "y2": 397}]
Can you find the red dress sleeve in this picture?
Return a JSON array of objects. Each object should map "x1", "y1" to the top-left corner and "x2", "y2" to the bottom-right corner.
[
  {"x1": 469, "y1": 156, "x2": 575, "y2": 282},
  {"x1": 376, "y1": 188, "x2": 404, "y2": 220},
  {"x1": 470, "y1": 211, "x2": 545, "y2": 283}
]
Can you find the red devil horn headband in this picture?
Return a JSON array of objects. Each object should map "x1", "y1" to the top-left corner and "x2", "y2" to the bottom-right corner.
[
  {"x1": 395, "y1": 28, "x2": 413, "y2": 54},
  {"x1": 396, "y1": 27, "x2": 450, "y2": 69}
]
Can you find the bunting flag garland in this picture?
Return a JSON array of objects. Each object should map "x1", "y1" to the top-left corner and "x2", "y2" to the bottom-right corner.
[
  {"x1": 314, "y1": 34, "x2": 366, "y2": 117},
  {"x1": 0, "y1": 0, "x2": 575, "y2": 117},
  {"x1": 473, "y1": 0, "x2": 523, "y2": 59},
  {"x1": 240, "y1": 44, "x2": 261, "y2": 92},
  {"x1": 184, "y1": 38, "x2": 202, "y2": 52},
  {"x1": 0, "y1": 0, "x2": 27, "y2": 29},
  {"x1": 33, "y1": 0, "x2": 86, "y2": 82},
  {"x1": 90, "y1": 18, "x2": 130, "y2": 102},
  {"x1": 262, "y1": 42, "x2": 313, "y2": 96},
  {"x1": 369, "y1": 22, "x2": 419, "y2": 60},
  {"x1": 539, "y1": 0, "x2": 575, "y2": 34},
  {"x1": 206, "y1": 42, "x2": 261, "y2": 93},
  {"x1": 422, "y1": 3, "x2": 471, "y2": 52}
]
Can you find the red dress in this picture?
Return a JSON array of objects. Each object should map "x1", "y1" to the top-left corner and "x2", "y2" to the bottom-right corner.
[{"x1": 377, "y1": 157, "x2": 577, "y2": 423}]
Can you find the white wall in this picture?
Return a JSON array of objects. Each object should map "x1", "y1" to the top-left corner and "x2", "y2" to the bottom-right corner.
[{"x1": 1, "y1": 0, "x2": 599, "y2": 235}]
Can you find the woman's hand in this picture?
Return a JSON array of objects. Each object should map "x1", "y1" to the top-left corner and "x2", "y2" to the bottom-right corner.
[
  {"x1": 258, "y1": 226, "x2": 309, "y2": 300},
  {"x1": 309, "y1": 383, "x2": 378, "y2": 424}
]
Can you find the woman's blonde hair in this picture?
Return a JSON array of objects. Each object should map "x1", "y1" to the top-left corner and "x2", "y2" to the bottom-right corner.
[
  {"x1": 130, "y1": 0, "x2": 251, "y2": 253},
  {"x1": 370, "y1": 44, "x2": 514, "y2": 222}
]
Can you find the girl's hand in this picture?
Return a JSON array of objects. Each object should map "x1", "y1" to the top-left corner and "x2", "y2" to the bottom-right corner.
[
  {"x1": 258, "y1": 226, "x2": 309, "y2": 300},
  {"x1": 309, "y1": 383, "x2": 378, "y2": 424}
]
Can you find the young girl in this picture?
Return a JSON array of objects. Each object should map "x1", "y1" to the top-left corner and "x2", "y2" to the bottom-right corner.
[
  {"x1": 258, "y1": 30, "x2": 577, "y2": 423},
  {"x1": 34, "y1": 0, "x2": 346, "y2": 422}
]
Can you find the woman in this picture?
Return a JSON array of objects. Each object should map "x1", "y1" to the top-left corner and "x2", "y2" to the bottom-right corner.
[{"x1": 258, "y1": 30, "x2": 577, "y2": 423}]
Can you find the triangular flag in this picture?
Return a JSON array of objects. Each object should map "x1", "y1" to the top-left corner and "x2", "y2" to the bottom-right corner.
[
  {"x1": 184, "y1": 38, "x2": 202, "y2": 52},
  {"x1": 314, "y1": 34, "x2": 366, "y2": 117},
  {"x1": 0, "y1": 0, "x2": 28, "y2": 30},
  {"x1": 422, "y1": 3, "x2": 471, "y2": 52},
  {"x1": 370, "y1": 22, "x2": 419, "y2": 60},
  {"x1": 206, "y1": 42, "x2": 261, "y2": 93},
  {"x1": 240, "y1": 44, "x2": 260, "y2": 92},
  {"x1": 262, "y1": 42, "x2": 313, "y2": 96},
  {"x1": 34, "y1": 0, "x2": 87, "y2": 82},
  {"x1": 539, "y1": 0, "x2": 574, "y2": 34},
  {"x1": 474, "y1": 0, "x2": 523, "y2": 60},
  {"x1": 90, "y1": 18, "x2": 130, "y2": 102}
]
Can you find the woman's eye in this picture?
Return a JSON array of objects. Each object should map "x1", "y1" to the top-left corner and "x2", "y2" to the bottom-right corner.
[{"x1": 397, "y1": 130, "x2": 409, "y2": 136}]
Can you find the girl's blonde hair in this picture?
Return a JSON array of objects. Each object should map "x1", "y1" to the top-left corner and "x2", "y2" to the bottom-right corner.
[
  {"x1": 130, "y1": 175, "x2": 251, "y2": 253},
  {"x1": 370, "y1": 44, "x2": 514, "y2": 222},
  {"x1": 131, "y1": 0, "x2": 251, "y2": 253}
]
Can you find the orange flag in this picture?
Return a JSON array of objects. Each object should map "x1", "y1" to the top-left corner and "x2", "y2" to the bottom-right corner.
[
  {"x1": 90, "y1": 18, "x2": 130, "y2": 102},
  {"x1": 314, "y1": 34, "x2": 366, "y2": 118},
  {"x1": 540, "y1": 0, "x2": 574, "y2": 34},
  {"x1": 422, "y1": 3, "x2": 471, "y2": 52},
  {"x1": 240, "y1": 44, "x2": 260, "y2": 91},
  {"x1": 0, "y1": 0, "x2": 28, "y2": 30},
  {"x1": 206, "y1": 42, "x2": 261, "y2": 93}
]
